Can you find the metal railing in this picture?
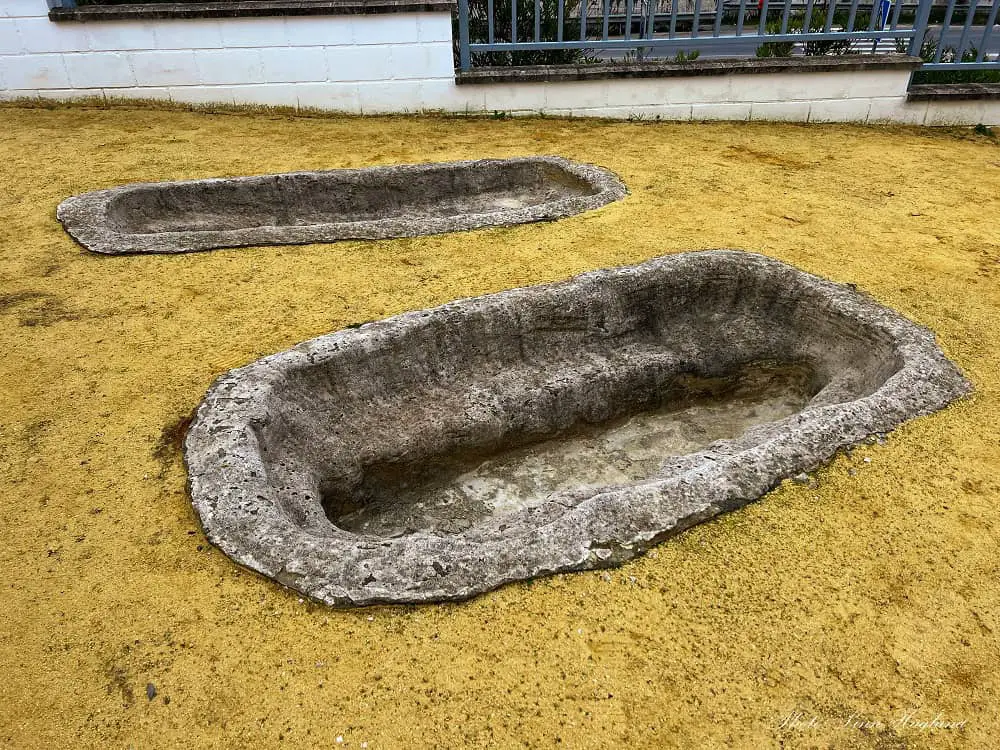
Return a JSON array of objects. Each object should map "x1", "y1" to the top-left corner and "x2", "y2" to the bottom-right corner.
[
  {"x1": 456, "y1": 0, "x2": 1000, "y2": 72},
  {"x1": 919, "y1": 0, "x2": 1000, "y2": 69}
]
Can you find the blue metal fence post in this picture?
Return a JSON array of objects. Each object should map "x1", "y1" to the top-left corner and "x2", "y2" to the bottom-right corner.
[
  {"x1": 458, "y1": 0, "x2": 472, "y2": 71},
  {"x1": 908, "y1": 0, "x2": 933, "y2": 57}
]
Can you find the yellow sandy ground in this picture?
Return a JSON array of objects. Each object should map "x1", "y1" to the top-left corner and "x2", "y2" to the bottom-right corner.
[{"x1": 1, "y1": 103, "x2": 998, "y2": 750}]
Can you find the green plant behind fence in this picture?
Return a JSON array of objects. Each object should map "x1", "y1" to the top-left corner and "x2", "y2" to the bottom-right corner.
[
  {"x1": 454, "y1": 0, "x2": 597, "y2": 67},
  {"x1": 907, "y1": 34, "x2": 1000, "y2": 84},
  {"x1": 756, "y1": 7, "x2": 871, "y2": 58}
]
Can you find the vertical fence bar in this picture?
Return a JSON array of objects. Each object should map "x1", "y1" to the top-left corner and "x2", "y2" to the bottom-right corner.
[
  {"x1": 534, "y1": 0, "x2": 541, "y2": 41},
  {"x1": 908, "y1": 0, "x2": 933, "y2": 55},
  {"x1": 488, "y1": 0, "x2": 495, "y2": 43},
  {"x1": 625, "y1": 0, "x2": 634, "y2": 40},
  {"x1": 670, "y1": 0, "x2": 679, "y2": 37},
  {"x1": 759, "y1": 0, "x2": 771, "y2": 34},
  {"x1": 512, "y1": 0, "x2": 518, "y2": 44},
  {"x1": 890, "y1": 0, "x2": 903, "y2": 30},
  {"x1": 458, "y1": 0, "x2": 472, "y2": 70},
  {"x1": 955, "y1": 0, "x2": 979, "y2": 60},
  {"x1": 934, "y1": 0, "x2": 958, "y2": 62},
  {"x1": 603, "y1": 0, "x2": 611, "y2": 39},
  {"x1": 713, "y1": 0, "x2": 725, "y2": 36},
  {"x1": 803, "y1": 0, "x2": 815, "y2": 31},
  {"x1": 581, "y1": 0, "x2": 589, "y2": 40},
  {"x1": 977, "y1": 0, "x2": 1000, "y2": 62},
  {"x1": 693, "y1": 0, "x2": 702, "y2": 37},
  {"x1": 780, "y1": 0, "x2": 792, "y2": 34},
  {"x1": 846, "y1": 0, "x2": 860, "y2": 32},
  {"x1": 737, "y1": 0, "x2": 747, "y2": 35},
  {"x1": 867, "y1": 0, "x2": 880, "y2": 30},
  {"x1": 823, "y1": 0, "x2": 837, "y2": 32},
  {"x1": 558, "y1": 0, "x2": 565, "y2": 40},
  {"x1": 646, "y1": 0, "x2": 656, "y2": 38}
]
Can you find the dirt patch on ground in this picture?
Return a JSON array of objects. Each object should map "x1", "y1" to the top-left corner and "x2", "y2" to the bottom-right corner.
[
  {"x1": 0, "y1": 104, "x2": 997, "y2": 749},
  {"x1": 0, "y1": 290, "x2": 81, "y2": 327}
]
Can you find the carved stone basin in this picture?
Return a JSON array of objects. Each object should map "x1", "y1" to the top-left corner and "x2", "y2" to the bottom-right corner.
[
  {"x1": 184, "y1": 251, "x2": 970, "y2": 606},
  {"x1": 55, "y1": 156, "x2": 626, "y2": 254}
]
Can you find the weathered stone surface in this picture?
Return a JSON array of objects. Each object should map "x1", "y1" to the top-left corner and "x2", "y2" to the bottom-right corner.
[
  {"x1": 49, "y1": 0, "x2": 458, "y2": 23},
  {"x1": 184, "y1": 251, "x2": 971, "y2": 606},
  {"x1": 55, "y1": 157, "x2": 626, "y2": 255},
  {"x1": 455, "y1": 55, "x2": 922, "y2": 86}
]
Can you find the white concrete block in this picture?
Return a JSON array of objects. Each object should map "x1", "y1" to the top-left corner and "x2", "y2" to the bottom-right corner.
[
  {"x1": 32, "y1": 86, "x2": 103, "y2": 100},
  {"x1": 168, "y1": 85, "x2": 237, "y2": 105},
  {"x1": 867, "y1": 96, "x2": 925, "y2": 125},
  {"x1": 325, "y1": 45, "x2": 390, "y2": 82},
  {"x1": 973, "y1": 101, "x2": 1000, "y2": 127},
  {"x1": 735, "y1": 69, "x2": 910, "y2": 104},
  {"x1": 808, "y1": 97, "x2": 871, "y2": 123},
  {"x1": 804, "y1": 69, "x2": 912, "y2": 100},
  {"x1": 65, "y1": 51, "x2": 135, "y2": 88},
  {"x1": 359, "y1": 79, "x2": 422, "y2": 113},
  {"x1": 232, "y1": 83, "x2": 300, "y2": 108},
  {"x1": 691, "y1": 102, "x2": 751, "y2": 121},
  {"x1": 84, "y1": 20, "x2": 156, "y2": 51},
  {"x1": 128, "y1": 49, "x2": 199, "y2": 87},
  {"x1": 388, "y1": 42, "x2": 453, "y2": 80},
  {"x1": 294, "y1": 81, "x2": 360, "y2": 112},
  {"x1": 15, "y1": 16, "x2": 83, "y2": 53},
  {"x1": 284, "y1": 17, "x2": 353, "y2": 47},
  {"x1": 481, "y1": 82, "x2": 546, "y2": 112},
  {"x1": 417, "y1": 13, "x2": 452, "y2": 42},
  {"x1": 419, "y1": 79, "x2": 485, "y2": 112},
  {"x1": 0, "y1": 19, "x2": 22, "y2": 54},
  {"x1": 194, "y1": 49, "x2": 264, "y2": 85},
  {"x1": 352, "y1": 14, "x2": 420, "y2": 46},
  {"x1": 734, "y1": 70, "x2": 804, "y2": 103},
  {"x1": 2, "y1": 53, "x2": 69, "y2": 88},
  {"x1": 573, "y1": 104, "x2": 693, "y2": 121},
  {"x1": 604, "y1": 74, "x2": 733, "y2": 107},
  {"x1": 261, "y1": 46, "x2": 327, "y2": 83},
  {"x1": 153, "y1": 19, "x2": 223, "y2": 50},
  {"x1": 923, "y1": 100, "x2": 990, "y2": 126},
  {"x1": 544, "y1": 80, "x2": 609, "y2": 110},
  {"x1": 2, "y1": 0, "x2": 47, "y2": 19},
  {"x1": 750, "y1": 100, "x2": 812, "y2": 121},
  {"x1": 104, "y1": 86, "x2": 172, "y2": 102},
  {"x1": 219, "y1": 17, "x2": 288, "y2": 48}
]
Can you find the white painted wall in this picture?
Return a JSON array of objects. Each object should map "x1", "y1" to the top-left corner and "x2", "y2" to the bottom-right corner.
[
  {"x1": 0, "y1": 1, "x2": 457, "y2": 112},
  {"x1": 0, "y1": 0, "x2": 997, "y2": 124},
  {"x1": 455, "y1": 69, "x2": 949, "y2": 125}
]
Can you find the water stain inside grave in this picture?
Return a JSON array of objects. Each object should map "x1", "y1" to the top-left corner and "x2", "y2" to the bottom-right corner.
[{"x1": 327, "y1": 361, "x2": 818, "y2": 537}]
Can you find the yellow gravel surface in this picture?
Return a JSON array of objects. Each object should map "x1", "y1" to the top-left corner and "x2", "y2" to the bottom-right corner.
[{"x1": 1, "y1": 104, "x2": 997, "y2": 749}]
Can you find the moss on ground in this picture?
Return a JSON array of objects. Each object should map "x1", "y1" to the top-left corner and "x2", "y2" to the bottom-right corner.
[{"x1": 1, "y1": 104, "x2": 998, "y2": 749}]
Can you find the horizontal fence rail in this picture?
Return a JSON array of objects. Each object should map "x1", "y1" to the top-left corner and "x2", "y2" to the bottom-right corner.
[{"x1": 457, "y1": 0, "x2": 1000, "y2": 72}]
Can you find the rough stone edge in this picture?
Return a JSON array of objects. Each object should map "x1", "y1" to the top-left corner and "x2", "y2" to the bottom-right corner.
[
  {"x1": 49, "y1": 0, "x2": 456, "y2": 22},
  {"x1": 907, "y1": 83, "x2": 1000, "y2": 101},
  {"x1": 183, "y1": 251, "x2": 972, "y2": 607},
  {"x1": 455, "y1": 55, "x2": 923, "y2": 85},
  {"x1": 55, "y1": 156, "x2": 628, "y2": 255}
]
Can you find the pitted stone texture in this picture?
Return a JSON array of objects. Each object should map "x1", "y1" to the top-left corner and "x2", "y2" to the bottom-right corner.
[
  {"x1": 56, "y1": 156, "x2": 627, "y2": 254},
  {"x1": 184, "y1": 251, "x2": 971, "y2": 606}
]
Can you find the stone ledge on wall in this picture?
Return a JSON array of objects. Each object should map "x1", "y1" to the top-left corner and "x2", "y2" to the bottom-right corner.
[
  {"x1": 49, "y1": 0, "x2": 457, "y2": 22},
  {"x1": 455, "y1": 55, "x2": 924, "y2": 85},
  {"x1": 907, "y1": 82, "x2": 1000, "y2": 101}
]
